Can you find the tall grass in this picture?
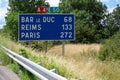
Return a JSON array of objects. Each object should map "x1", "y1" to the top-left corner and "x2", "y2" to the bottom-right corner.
[
  {"x1": 47, "y1": 44, "x2": 101, "y2": 61},
  {"x1": 48, "y1": 44, "x2": 120, "y2": 80}
]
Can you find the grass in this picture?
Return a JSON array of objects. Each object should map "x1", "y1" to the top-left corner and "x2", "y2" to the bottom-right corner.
[
  {"x1": 47, "y1": 44, "x2": 120, "y2": 80},
  {"x1": 96, "y1": 60, "x2": 120, "y2": 80},
  {"x1": 0, "y1": 34, "x2": 120, "y2": 80},
  {"x1": 47, "y1": 44, "x2": 101, "y2": 61}
]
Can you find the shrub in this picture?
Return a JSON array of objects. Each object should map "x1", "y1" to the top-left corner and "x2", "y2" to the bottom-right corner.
[
  {"x1": 19, "y1": 48, "x2": 28, "y2": 58},
  {"x1": 99, "y1": 30, "x2": 120, "y2": 61}
]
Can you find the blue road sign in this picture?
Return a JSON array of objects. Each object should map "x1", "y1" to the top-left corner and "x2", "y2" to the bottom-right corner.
[{"x1": 19, "y1": 14, "x2": 74, "y2": 40}]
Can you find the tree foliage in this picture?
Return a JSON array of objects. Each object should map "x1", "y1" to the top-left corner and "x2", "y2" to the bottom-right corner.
[
  {"x1": 60, "y1": 0, "x2": 107, "y2": 43},
  {"x1": 2, "y1": 12, "x2": 18, "y2": 41},
  {"x1": 113, "y1": 5, "x2": 120, "y2": 28},
  {"x1": 101, "y1": 5, "x2": 120, "y2": 39},
  {"x1": 2, "y1": 0, "x2": 45, "y2": 41},
  {"x1": 9, "y1": 0, "x2": 45, "y2": 13}
]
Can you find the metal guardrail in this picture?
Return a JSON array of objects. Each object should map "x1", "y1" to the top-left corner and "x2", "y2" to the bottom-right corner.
[{"x1": 0, "y1": 46, "x2": 67, "y2": 80}]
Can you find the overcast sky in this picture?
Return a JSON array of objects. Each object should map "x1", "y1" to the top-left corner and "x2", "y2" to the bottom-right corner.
[{"x1": 0, "y1": 0, "x2": 120, "y2": 29}]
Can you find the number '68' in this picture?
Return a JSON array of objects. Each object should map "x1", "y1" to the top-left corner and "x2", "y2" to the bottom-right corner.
[{"x1": 64, "y1": 17, "x2": 72, "y2": 22}]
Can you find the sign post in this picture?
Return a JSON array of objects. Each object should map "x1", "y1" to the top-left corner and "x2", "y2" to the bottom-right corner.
[{"x1": 62, "y1": 41, "x2": 65, "y2": 57}]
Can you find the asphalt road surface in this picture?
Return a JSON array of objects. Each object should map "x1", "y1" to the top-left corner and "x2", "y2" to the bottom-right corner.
[{"x1": 0, "y1": 65, "x2": 20, "y2": 80}]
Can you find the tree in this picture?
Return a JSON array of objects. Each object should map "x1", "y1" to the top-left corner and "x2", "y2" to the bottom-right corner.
[
  {"x1": 4, "y1": 12, "x2": 18, "y2": 41},
  {"x1": 8, "y1": 0, "x2": 45, "y2": 13},
  {"x1": 98, "y1": 5, "x2": 120, "y2": 61},
  {"x1": 101, "y1": 5, "x2": 120, "y2": 39},
  {"x1": 3, "y1": 0, "x2": 45, "y2": 41},
  {"x1": 113, "y1": 5, "x2": 120, "y2": 28},
  {"x1": 60, "y1": 0, "x2": 107, "y2": 43}
]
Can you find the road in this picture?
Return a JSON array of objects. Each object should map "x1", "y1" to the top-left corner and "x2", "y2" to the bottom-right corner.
[{"x1": 0, "y1": 65, "x2": 20, "y2": 80}]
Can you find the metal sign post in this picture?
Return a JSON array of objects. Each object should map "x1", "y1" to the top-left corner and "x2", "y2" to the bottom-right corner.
[{"x1": 62, "y1": 41, "x2": 65, "y2": 57}]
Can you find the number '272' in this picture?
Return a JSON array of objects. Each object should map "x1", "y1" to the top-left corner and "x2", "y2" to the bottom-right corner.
[{"x1": 60, "y1": 32, "x2": 72, "y2": 39}]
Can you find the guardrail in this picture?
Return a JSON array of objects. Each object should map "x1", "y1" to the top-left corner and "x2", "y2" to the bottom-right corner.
[{"x1": 0, "y1": 46, "x2": 67, "y2": 80}]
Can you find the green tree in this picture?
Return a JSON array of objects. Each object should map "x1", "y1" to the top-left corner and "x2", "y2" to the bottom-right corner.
[
  {"x1": 9, "y1": 0, "x2": 45, "y2": 13},
  {"x1": 101, "y1": 5, "x2": 120, "y2": 39},
  {"x1": 3, "y1": 12, "x2": 18, "y2": 41},
  {"x1": 3, "y1": 0, "x2": 45, "y2": 41},
  {"x1": 113, "y1": 5, "x2": 120, "y2": 28},
  {"x1": 60, "y1": 0, "x2": 107, "y2": 43},
  {"x1": 99, "y1": 5, "x2": 120, "y2": 60}
]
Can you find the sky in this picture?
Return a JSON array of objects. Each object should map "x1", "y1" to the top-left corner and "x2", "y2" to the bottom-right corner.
[
  {"x1": 0, "y1": 0, "x2": 8, "y2": 29},
  {"x1": 0, "y1": 0, "x2": 120, "y2": 29},
  {"x1": 101, "y1": 0, "x2": 120, "y2": 12}
]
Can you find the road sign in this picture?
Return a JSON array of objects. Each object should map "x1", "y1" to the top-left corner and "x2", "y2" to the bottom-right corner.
[
  {"x1": 19, "y1": 14, "x2": 74, "y2": 40},
  {"x1": 36, "y1": 6, "x2": 47, "y2": 13},
  {"x1": 48, "y1": 7, "x2": 60, "y2": 13}
]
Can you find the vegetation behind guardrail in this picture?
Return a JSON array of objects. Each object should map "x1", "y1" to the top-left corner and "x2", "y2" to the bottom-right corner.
[{"x1": 0, "y1": 35, "x2": 77, "y2": 80}]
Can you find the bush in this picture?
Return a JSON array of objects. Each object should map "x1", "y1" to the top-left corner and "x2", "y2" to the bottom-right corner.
[
  {"x1": 19, "y1": 48, "x2": 28, "y2": 58},
  {"x1": 2, "y1": 12, "x2": 18, "y2": 41},
  {"x1": 99, "y1": 30, "x2": 120, "y2": 61}
]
